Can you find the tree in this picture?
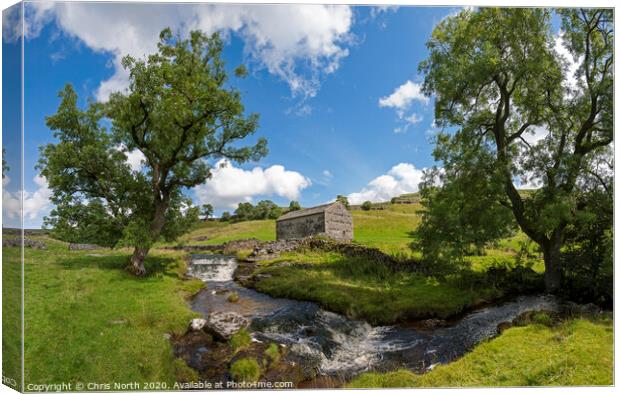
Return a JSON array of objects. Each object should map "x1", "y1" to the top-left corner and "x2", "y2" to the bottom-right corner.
[
  {"x1": 361, "y1": 201, "x2": 372, "y2": 211},
  {"x1": 201, "y1": 204, "x2": 214, "y2": 220},
  {"x1": 288, "y1": 200, "x2": 301, "y2": 211},
  {"x1": 336, "y1": 195, "x2": 350, "y2": 209},
  {"x1": 418, "y1": 8, "x2": 613, "y2": 292},
  {"x1": 234, "y1": 202, "x2": 256, "y2": 221},
  {"x1": 255, "y1": 200, "x2": 282, "y2": 219},
  {"x1": 39, "y1": 28, "x2": 267, "y2": 275},
  {"x1": 220, "y1": 211, "x2": 232, "y2": 222}
]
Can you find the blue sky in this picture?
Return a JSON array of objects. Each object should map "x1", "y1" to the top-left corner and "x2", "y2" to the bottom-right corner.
[{"x1": 3, "y1": 3, "x2": 461, "y2": 228}]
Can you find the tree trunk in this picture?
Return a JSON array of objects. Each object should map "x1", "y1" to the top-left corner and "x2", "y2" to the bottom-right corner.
[
  {"x1": 542, "y1": 235, "x2": 563, "y2": 294},
  {"x1": 129, "y1": 246, "x2": 149, "y2": 276},
  {"x1": 127, "y1": 199, "x2": 169, "y2": 276}
]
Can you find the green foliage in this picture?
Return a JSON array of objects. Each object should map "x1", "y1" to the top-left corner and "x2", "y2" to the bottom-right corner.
[
  {"x1": 263, "y1": 343, "x2": 280, "y2": 369},
  {"x1": 348, "y1": 317, "x2": 612, "y2": 387},
  {"x1": 201, "y1": 204, "x2": 214, "y2": 219},
  {"x1": 234, "y1": 200, "x2": 282, "y2": 221},
  {"x1": 39, "y1": 28, "x2": 267, "y2": 273},
  {"x1": 288, "y1": 200, "x2": 301, "y2": 211},
  {"x1": 336, "y1": 195, "x2": 350, "y2": 209},
  {"x1": 559, "y1": 189, "x2": 613, "y2": 306},
  {"x1": 418, "y1": 8, "x2": 613, "y2": 291},
  {"x1": 415, "y1": 163, "x2": 517, "y2": 274},
  {"x1": 220, "y1": 211, "x2": 232, "y2": 222},
  {"x1": 230, "y1": 358, "x2": 260, "y2": 382},
  {"x1": 230, "y1": 329, "x2": 252, "y2": 353},
  {"x1": 361, "y1": 201, "x2": 372, "y2": 211}
]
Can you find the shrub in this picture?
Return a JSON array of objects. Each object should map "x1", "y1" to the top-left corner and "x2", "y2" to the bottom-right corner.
[
  {"x1": 230, "y1": 329, "x2": 251, "y2": 353},
  {"x1": 263, "y1": 343, "x2": 280, "y2": 368},
  {"x1": 227, "y1": 291, "x2": 240, "y2": 303},
  {"x1": 531, "y1": 312, "x2": 553, "y2": 327},
  {"x1": 230, "y1": 358, "x2": 261, "y2": 382},
  {"x1": 361, "y1": 201, "x2": 372, "y2": 211}
]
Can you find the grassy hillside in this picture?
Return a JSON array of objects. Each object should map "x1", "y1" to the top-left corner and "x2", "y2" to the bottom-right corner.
[
  {"x1": 8, "y1": 236, "x2": 203, "y2": 386},
  {"x1": 171, "y1": 201, "x2": 537, "y2": 269},
  {"x1": 170, "y1": 201, "x2": 424, "y2": 253},
  {"x1": 347, "y1": 314, "x2": 613, "y2": 387}
]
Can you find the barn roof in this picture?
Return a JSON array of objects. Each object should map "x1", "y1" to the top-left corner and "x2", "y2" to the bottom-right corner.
[{"x1": 276, "y1": 202, "x2": 340, "y2": 221}]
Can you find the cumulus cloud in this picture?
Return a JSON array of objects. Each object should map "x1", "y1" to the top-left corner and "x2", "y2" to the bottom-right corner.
[
  {"x1": 379, "y1": 80, "x2": 428, "y2": 133},
  {"x1": 194, "y1": 159, "x2": 311, "y2": 209},
  {"x1": 2, "y1": 174, "x2": 53, "y2": 226},
  {"x1": 379, "y1": 80, "x2": 428, "y2": 116},
  {"x1": 24, "y1": 2, "x2": 354, "y2": 101},
  {"x1": 347, "y1": 163, "x2": 425, "y2": 204}
]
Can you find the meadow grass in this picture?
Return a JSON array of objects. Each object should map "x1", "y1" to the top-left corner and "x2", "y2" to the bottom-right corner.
[
  {"x1": 169, "y1": 219, "x2": 275, "y2": 246},
  {"x1": 2, "y1": 237, "x2": 23, "y2": 390},
  {"x1": 347, "y1": 315, "x2": 613, "y2": 387},
  {"x1": 9, "y1": 236, "x2": 204, "y2": 387}
]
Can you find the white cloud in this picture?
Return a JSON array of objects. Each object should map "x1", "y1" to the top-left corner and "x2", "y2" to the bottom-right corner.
[
  {"x1": 347, "y1": 163, "x2": 425, "y2": 204},
  {"x1": 115, "y1": 145, "x2": 146, "y2": 172},
  {"x1": 379, "y1": 80, "x2": 428, "y2": 117},
  {"x1": 522, "y1": 125, "x2": 548, "y2": 147},
  {"x1": 125, "y1": 149, "x2": 146, "y2": 172},
  {"x1": 2, "y1": 174, "x2": 52, "y2": 226},
  {"x1": 25, "y1": 2, "x2": 354, "y2": 101},
  {"x1": 194, "y1": 159, "x2": 311, "y2": 209},
  {"x1": 394, "y1": 113, "x2": 423, "y2": 134},
  {"x1": 323, "y1": 170, "x2": 333, "y2": 178}
]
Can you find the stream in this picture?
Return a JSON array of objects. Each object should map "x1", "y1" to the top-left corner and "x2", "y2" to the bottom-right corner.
[{"x1": 188, "y1": 254, "x2": 559, "y2": 380}]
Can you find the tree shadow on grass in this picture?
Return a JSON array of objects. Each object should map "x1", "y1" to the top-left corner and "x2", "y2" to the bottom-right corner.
[{"x1": 56, "y1": 253, "x2": 182, "y2": 280}]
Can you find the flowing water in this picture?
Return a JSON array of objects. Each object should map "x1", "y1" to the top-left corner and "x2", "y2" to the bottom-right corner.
[{"x1": 188, "y1": 254, "x2": 559, "y2": 379}]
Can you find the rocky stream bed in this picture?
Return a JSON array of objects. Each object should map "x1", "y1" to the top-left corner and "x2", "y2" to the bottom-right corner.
[{"x1": 172, "y1": 253, "x2": 574, "y2": 388}]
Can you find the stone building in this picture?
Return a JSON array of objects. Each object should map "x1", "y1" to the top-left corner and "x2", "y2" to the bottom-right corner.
[{"x1": 276, "y1": 202, "x2": 353, "y2": 241}]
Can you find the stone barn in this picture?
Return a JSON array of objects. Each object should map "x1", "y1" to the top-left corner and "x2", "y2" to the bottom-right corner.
[{"x1": 276, "y1": 202, "x2": 353, "y2": 241}]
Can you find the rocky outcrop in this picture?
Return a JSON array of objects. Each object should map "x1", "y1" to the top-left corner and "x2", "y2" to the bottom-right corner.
[
  {"x1": 203, "y1": 312, "x2": 249, "y2": 341},
  {"x1": 2, "y1": 237, "x2": 47, "y2": 249}
]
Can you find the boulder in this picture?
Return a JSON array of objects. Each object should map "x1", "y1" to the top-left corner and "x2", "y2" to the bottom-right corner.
[
  {"x1": 189, "y1": 318, "x2": 208, "y2": 331},
  {"x1": 204, "y1": 311, "x2": 249, "y2": 341}
]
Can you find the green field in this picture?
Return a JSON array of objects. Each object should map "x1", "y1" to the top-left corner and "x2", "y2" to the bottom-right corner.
[
  {"x1": 6, "y1": 236, "x2": 203, "y2": 386},
  {"x1": 348, "y1": 315, "x2": 613, "y2": 387}
]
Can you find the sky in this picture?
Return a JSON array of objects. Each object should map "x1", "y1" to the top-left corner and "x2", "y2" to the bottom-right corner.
[{"x1": 1, "y1": 2, "x2": 524, "y2": 228}]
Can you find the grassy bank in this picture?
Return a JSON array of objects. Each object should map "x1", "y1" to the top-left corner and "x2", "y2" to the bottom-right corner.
[
  {"x1": 251, "y1": 250, "x2": 538, "y2": 325},
  {"x1": 6, "y1": 236, "x2": 204, "y2": 387},
  {"x1": 347, "y1": 315, "x2": 613, "y2": 387}
]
